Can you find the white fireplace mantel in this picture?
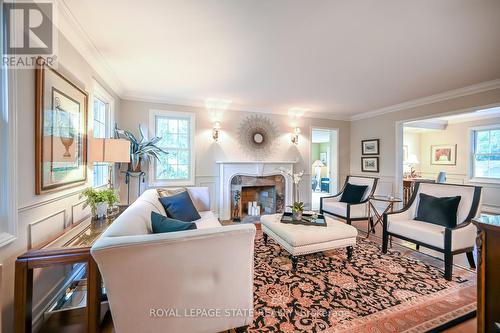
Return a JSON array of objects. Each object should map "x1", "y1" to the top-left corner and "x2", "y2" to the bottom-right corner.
[{"x1": 217, "y1": 161, "x2": 296, "y2": 220}]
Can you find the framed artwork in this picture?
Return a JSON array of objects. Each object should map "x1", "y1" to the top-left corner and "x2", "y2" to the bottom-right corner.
[
  {"x1": 403, "y1": 145, "x2": 408, "y2": 163},
  {"x1": 362, "y1": 139, "x2": 379, "y2": 155},
  {"x1": 35, "y1": 58, "x2": 88, "y2": 194},
  {"x1": 320, "y1": 152, "x2": 327, "y2": 165},
  {"x1": 431, "y1": 144, "x2": 457, "y2": 165},
  {"x1": 361, "y1": 157, "x2": 379, "y2": 173}
]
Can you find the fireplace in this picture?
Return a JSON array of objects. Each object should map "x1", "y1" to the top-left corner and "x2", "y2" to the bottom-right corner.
[
  {"x1": 230, "y1": 175, "x2": 285, "y2": 222},
  {"x1": 217, "y1": 161, "x2": 295, "y2": 221}
]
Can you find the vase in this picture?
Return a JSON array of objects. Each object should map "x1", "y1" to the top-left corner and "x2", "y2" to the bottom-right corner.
[
  {"x1": 95, "y1": 202, "x2": 108, "y2": 219},
  {"x1": 292, "y1": 210, "x2": 303, "y2": 221}
]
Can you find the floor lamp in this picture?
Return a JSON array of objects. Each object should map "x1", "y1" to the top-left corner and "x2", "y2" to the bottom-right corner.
[
  {"x1": 90, "y1": 138, "x2": 130, "y2": 188},
  {"x1": 312, "y1": 160, "x2": 325, "y2": 192}
]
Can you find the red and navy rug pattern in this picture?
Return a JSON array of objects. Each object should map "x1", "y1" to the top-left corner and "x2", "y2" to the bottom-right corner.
[{"x1": 249, "y1": 233, "x2": 476, "y2": 333}]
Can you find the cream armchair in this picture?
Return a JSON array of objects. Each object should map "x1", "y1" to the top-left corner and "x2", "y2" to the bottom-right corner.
[
  {"x1": 320, "y1": 176, "x2": 379, "y2": 227},
  {"x1": 91, "y1": 189, "x2": 256, "y2": 333},
  {"x1": 382, "y1": 182, "x2": 482, "y2": 280}
]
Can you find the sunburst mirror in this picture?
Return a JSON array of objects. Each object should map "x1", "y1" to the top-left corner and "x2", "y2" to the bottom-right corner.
[{"x1": 238, "y1": 114, "x2": 278, "y2": 158}]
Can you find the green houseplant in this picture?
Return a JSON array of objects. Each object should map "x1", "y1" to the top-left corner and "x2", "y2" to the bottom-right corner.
[
  {"x1": 115, "y1": 124, "x2": 168, "y2": 172},
  {"x1": 81, "y1": 188, "x2": 120, "y2": 219},
  {"x1": 288, "y1": 201, "x2": 305, "y2": 221}
]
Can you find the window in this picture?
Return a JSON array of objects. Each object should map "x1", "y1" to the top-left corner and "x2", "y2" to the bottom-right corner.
[
  {"x1": 149, "y1": 110, "x2": 195, "y2": 186},
  {"x1": 91, "y1": 80, "x2": 114, "y2": 187},
  {"x1": 472, "y1": 127, "x2": 500, "y2": 179}
]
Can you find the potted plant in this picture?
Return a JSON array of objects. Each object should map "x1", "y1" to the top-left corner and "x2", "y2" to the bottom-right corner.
[
  {"x1": 115, "y1": 124, "x2": 168, "y2": 172},
  {"x1": 289, "y1": 201, "x2": 305, "y2": 221},
  {"x1": 81, "y1": 188, "x2": 120, "y2": 219}
]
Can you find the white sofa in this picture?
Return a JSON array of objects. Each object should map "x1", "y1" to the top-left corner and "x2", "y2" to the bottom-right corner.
[{"x1": 91, "y1": 188, "x2": 256, "y2": 333}]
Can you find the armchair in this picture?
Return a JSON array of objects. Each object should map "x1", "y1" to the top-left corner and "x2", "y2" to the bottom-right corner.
[
  {"x1": 382, "y1": 182, "x2": 482, "y2": 280},
  {"x1": 320, "y1": 176, "x2": 379, "y2": 226}
]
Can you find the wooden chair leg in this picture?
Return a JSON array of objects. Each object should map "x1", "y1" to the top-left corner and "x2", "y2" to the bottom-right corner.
[
  {"x1": 444, "y1": 252, "x2": 453, "y2": 281},
  {"x1": 347, "y1": 246, "x2": 353, "y2": 261},
  {"x1": 290, "y1": 255, "x2": 298, "y2": 272},
  {"x1": 382, "y1": 231, "x2": 389, "y2": 254},
  {"x1": 466, "y1": 251, "x2": 476, "y2": 269},
  {"x1": 263, "y1": 233, "x2": 268, "y2": 245}
]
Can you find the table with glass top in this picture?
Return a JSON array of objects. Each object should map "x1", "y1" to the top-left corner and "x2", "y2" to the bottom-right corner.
[
  {"x1": 14, "y1": 207, "x2": 126, "y2": 333},
  {"x1": 366, "y1": 195, "x2": 402, "y2": 238}
]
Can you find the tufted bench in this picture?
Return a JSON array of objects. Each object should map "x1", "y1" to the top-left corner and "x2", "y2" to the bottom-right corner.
[{"x1": 260, "y1": 213, "x2": 358, "y2": 272}]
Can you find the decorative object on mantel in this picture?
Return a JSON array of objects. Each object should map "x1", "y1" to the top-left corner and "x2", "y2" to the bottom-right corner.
[
  {"x1": 89, "y1": 138, "x2": 130, "y2": 188},
  {"x1": 115, "y1": 124, "x2": 167, "y2": 172},
  {"x1": 431, "y1": 144, "x2": 457, "y2": 165},
  {"x1": 81, "y1": 187, "x2": 120, "y2": 219},
  {"x1": 361, "y1": 139, "x2": 379, "y2": 155},
  {"x1": 238, "y1": 114, "x2": 278, "y2": 158},
  {"x1": 361, "y1": 156, "x2": 379, "y2": 172},
  {"x1": 35, "y1": 57, "x2": 88, "y2": 194}
]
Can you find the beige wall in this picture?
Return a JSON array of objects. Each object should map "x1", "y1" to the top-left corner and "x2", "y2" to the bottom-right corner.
[
  {"x1": 350, "y1": 88, "x2": 500, "y2": 211},
  {"x1": 117, "y1": 99, "x2": 350, "y2": 210},
  {"x1": 0, "y1": 31, "x2": 120, "y2": 332}
]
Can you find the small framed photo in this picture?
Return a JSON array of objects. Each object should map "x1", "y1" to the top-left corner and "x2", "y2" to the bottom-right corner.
[
  {"x1": 362, "y1": 139, "x2": 379, "y2": 155},
  {"x1": 361, "y1": 157, "x2": 379, "y2": 173},
  {"x1": 431, "y1": 144, "x2": 457, "y2": 165}
]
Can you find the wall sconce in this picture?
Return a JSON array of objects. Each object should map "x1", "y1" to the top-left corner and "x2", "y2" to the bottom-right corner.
[
  {"x1": 212, "y1": 121, "x2": 221, "y2": 142},
  {"x1": 291, "y1": 127, "x2": 301, "y2": 145}
]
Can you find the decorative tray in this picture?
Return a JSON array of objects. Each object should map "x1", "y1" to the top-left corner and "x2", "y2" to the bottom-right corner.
[{"x1": 280, "y1": 212, "x2": 327, "y2": 227}]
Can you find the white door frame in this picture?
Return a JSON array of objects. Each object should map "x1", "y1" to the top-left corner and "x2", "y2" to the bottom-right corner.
[{"x1": 310, "y1": 127, "x2": 339, "y2": 196}]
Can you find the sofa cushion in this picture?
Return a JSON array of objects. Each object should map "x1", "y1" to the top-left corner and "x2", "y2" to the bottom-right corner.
[
  {"x1": 151, "y1": 211, "x2": 197, "y2": 233},
  {"x1": 157, "y1": 188, "x2": 186, "y2": 198},
  {"x1": 159, "y1": 191, "x2": 201, "y2": 222},
  {"x1": 340, "y1": 183, "x2": 368, "y2": 204},
  {"x1": 322, "y1": 201, "x2": 367, "y2": 218},
  {"x1": 415, "y1": 193, "x2": 461, "y2": 228},
  {"x1": 388, "y1": 219, "x2": 445, "y2": 249},
  {"x1": 195, "y1": 211, "x2": 222, "y2": 229}
]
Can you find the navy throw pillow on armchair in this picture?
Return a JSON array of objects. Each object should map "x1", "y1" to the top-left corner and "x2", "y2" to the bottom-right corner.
[
  {"x1": 158, "y1": 191, "x2": 201, "y2": 222},
  {"x1": 340, "y1": 183, "x2": 368, "y2": 204}
]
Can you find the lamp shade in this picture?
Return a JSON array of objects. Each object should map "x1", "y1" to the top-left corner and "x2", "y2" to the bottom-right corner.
[
  {"x1": 312, "y1": 159, "x2": 325, "y2": 168},
  {"x1": 90, "y1": 138, "x2": 130, "y2": 163},
  {"x1": 407, "y1": 154, "x2": 420, "y2": 164}
]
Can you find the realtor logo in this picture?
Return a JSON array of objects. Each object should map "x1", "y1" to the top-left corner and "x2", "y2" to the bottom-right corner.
[{"x1": 2, "y1": 0, "x2": 57, "y2": 68}]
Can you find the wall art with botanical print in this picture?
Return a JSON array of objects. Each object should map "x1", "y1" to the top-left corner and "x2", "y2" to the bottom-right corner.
[
  {"x1": 35, "y1": 58, "x2": 88, "y2": 194},
  {"x1": 431, "y1": 144, "x2": 457, "y2": 165}
]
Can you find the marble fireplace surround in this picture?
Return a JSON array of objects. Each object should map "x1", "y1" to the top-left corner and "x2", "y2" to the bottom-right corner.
[{"x1": 217, "y1": 161, "x2": 295, "y2": 221}]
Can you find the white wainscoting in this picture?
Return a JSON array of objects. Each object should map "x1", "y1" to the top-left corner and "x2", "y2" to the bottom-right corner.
[
  {"x1": 71, "y1": 200, "x2": 91, "y2": 225},
  {"x1": 28, "y1": 210, "x2": 66, "y2": 249}
]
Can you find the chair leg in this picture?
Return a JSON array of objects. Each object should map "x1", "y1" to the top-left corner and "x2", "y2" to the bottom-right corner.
[
  {"x1": 382, "y1": 231, "x2": 388, "y2": 254},
  {"x1": 235, "y1": 325, "x2": 249, "y2": 333},
  {"x1": 263, "y1": 233, "x2": 268, "y2": 245},
  {"x1": 444, "y1": 252, "x2": 453, "y2": 281},
  {"x1": 466, "y1": 251, "x2": 476, "y2": 269},
  {"x1": 369, "y1": 217, "x2": 375, "y2": 233}
]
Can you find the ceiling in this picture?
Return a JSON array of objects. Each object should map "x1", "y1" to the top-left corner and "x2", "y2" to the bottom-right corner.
[{"x1": 62, "y1": 0, "x2": 500, "y2": 119}]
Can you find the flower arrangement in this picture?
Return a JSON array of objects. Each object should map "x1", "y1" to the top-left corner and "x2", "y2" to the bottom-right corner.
[
  {"x1": 81, "y1": 188, "x2": 120, "y2": 219},
  {"x1": 278, "y1": 167, "x2": 305, "y2": 220}
]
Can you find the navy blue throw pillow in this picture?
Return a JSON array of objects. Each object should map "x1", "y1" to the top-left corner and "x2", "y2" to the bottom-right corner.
[
  {"x1": 151, "y1": 211, "x2": 197, "y2": 234},
  {"x1": 340, "y1": 183, "x2": 368, "y2": 204},
  {"x1": 158, "y1": 191, "x2": 201, "y2": 222},
  {"x1": 415, "y1": 193, "x2": 461, "y2": 228}
]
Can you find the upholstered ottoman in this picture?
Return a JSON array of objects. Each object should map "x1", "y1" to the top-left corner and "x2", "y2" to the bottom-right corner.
[{"x1": 260, "y1": 214, "x2": 358, "y2": 271}]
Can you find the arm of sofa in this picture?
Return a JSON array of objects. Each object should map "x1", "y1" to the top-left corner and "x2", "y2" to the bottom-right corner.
[{"x1": 91, "y1": 224, "x2": 256, "y2": 333}]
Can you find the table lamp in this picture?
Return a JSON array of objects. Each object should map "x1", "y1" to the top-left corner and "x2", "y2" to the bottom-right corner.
[
  {"x1": 90, "y1": 138, "x2": 130, "y2": 188},
  {"x1": 407, "y1": 154, "x2": 420, "y2": 178}
]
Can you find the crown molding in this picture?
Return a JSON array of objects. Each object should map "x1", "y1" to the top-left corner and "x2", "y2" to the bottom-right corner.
[
  {"x1": 121, "y1": 93, "x2": 351, "y2": 121},
  {"x1": 350, "y1": 79, "x2": 500, "y2": 121},
  {"x1": 55, "y1": 0, "x2": 124, "y2": 96}
]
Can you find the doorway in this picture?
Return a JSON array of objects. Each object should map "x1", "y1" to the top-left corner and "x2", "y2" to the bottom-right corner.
[{"x1": 311, "y1": 128, "x2": 338, "y2": 210}]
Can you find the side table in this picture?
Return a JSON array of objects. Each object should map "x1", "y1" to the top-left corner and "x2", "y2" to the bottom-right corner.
[
  {"x1": 14, "y1": 205, "x2": 127, "y2": 333},
  {"x1": 366, "y1": 195, "x2": 402, "y2": 238}
]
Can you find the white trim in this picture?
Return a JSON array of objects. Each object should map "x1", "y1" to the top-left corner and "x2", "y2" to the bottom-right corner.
[
  {"x1": 148, "y1": 109, "x2": 196, "y2": 187},
  {"x1": 0, "y1": 2, "x2": 18, "y2": 245},
  {"x1": 56, "y1": 0, "x2": 124, "y2": 95},
  {"x1": 351, "y1": 79, "x2": 500, "y2": 121}
]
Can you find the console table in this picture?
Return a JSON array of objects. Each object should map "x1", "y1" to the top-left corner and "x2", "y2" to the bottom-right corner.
[{"x1": 14, "y1": 206, "x2": 126, "y2": 333}]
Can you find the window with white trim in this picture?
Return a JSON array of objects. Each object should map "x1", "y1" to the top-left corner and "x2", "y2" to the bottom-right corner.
[
  {"x1": 472, "y1": 127, "x2": 500, "y2": 179},
  {"x1": 149, "y1": 110, "x2": 195, "y2": 186},
  {"x1": 91, "y1": 80, "x2": 114, "y2": 187}
]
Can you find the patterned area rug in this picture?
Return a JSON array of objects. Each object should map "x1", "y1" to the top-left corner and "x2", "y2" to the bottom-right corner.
[{"x1": 249, "y1": 233, "x2": 476, "y2": 333}]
